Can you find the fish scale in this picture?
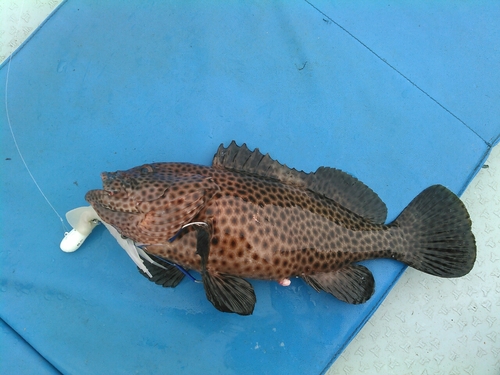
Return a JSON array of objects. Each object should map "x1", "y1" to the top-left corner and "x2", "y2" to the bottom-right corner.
[{"x1": 85, "y1": 141, "x2": 476, "y2": 315}]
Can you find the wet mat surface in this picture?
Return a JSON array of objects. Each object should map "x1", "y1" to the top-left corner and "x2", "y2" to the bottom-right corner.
[{"x1": 1, "y1": 1, "x2": 498, "y2": 374}]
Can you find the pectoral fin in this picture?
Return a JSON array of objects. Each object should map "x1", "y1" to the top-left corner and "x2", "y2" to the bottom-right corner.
[
  {"x1": 302, "y1": 264, "x2": 375, "y2": 304},
  {"x1": 137, "y1": 255, "x2": 185, "y2": 288},
  {"x1": 196, "y1": 228, "x2": 256, "y2": 315}
]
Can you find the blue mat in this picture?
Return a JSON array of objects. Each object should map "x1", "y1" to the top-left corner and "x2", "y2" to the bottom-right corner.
[
  {"x1": 1, "y1": 1, "x2": 498, "y2": 374},
  {"x1": 0, "y1": 319, "x2": 60, "y2": 375}
]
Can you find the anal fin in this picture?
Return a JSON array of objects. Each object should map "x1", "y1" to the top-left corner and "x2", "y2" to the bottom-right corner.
[
  {"x1": 196, "y1": 228, "x2": 256, "y2": 315},
  {"x1": 138, "y1": 256, "x2": 185, "y2": 288},
  {"x1": 302, "y1": 264, "x2": 375, "y2": 304}
]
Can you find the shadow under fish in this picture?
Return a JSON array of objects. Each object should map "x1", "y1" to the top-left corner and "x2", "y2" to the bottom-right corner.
[{"x1": 85, "y1": 141, "x2": 476, "y2": 315}]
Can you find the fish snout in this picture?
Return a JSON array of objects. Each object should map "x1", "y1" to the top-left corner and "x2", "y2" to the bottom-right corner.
[
  {"x1": 101, "y1": 171, "x2": 127, "y2": 193},
  {"x1": 85, "y1": 188, "x2": 134, "y2": 213},
  {"x1": 100, "y1": 171, "x2": 116, "y2": 182},
  {"x1": 85, "y1": 189, "x2": 108, "y2": 205}
]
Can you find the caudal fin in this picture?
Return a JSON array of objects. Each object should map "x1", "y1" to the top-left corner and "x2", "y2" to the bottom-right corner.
[{"x1": 391, "y1": 185, "x2": 476, "y2": 278}]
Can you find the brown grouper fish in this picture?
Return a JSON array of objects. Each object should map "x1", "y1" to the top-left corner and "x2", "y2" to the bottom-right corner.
[{"x1": 85, "y1": 141, "x2": 476, "y2": 315}]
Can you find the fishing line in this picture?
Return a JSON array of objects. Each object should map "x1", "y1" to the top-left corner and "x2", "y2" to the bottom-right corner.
[
  {"x1": 145, "y1": 251, "x2": 200, "y2": 283},
  {"x1": 4, "y1": 1, "x2": 69, "y2": 233}
]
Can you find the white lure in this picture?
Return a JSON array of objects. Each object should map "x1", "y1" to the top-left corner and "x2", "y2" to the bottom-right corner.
[{"x1": 59, "y1": 206, "x2": 171, "y2": 278}]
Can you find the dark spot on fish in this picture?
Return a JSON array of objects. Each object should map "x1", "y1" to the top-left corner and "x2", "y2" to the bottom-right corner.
[{"x1": 252, "y1": 235, "x2": 261, "y2": 245}]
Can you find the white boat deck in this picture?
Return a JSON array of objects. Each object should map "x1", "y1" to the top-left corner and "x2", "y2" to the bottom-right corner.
[{"x1": 328, "y1": 146, "x2": 500, "y2": 375}]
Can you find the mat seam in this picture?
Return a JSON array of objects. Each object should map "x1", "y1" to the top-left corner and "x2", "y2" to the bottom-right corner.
[{"x1": 304, "y1": 0, "x2": 491, "y2": 148}]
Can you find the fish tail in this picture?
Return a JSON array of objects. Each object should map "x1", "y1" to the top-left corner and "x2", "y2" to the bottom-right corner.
[{"x1": 390, "y1": 185, "x2": 476, "y2": 277}]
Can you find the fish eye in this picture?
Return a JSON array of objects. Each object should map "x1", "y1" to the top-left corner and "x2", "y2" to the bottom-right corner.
[{"x1": 140, "y1": 164, "x2": 154, "y2": 174}]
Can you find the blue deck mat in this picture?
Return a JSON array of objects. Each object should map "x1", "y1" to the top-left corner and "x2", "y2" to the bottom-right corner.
[
  {"x1": 0, "y1": 319, "x2": 60, "y2": 375},
  {"x1": 1, "y1": 1, "x2": 498, "y2": 374}
]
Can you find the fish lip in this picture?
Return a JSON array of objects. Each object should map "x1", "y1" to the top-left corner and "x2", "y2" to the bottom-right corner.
[
  {"x1": 85, "y1": 189, "x2": 117, "y2": 205},
  {"x1": 85, "y1": 189, "x2": 108, "y2": 202},
  {"x1": 89, "y1": 188, "x2": 119, "y2": 197}
]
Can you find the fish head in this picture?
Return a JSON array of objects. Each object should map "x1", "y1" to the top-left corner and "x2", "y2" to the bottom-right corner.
[
  {"x1": 85, "y1": 163, "x2": 219, "y2": 244},
  {"x1": 86, "y1": 164, "x2": 168, "y2": 214}
]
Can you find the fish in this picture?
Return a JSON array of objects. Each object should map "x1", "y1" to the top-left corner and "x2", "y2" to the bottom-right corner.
[{"x1": 85, "y1": 141, "x2": 476, "y2": 315}]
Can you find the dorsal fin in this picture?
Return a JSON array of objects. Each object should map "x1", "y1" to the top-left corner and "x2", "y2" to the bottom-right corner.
[
  {"x1": 212, "y1": 141, "x2": 308, "y2": 186},
  {"x1": 305, "y1": 167, "x2": 387, "y2": 224},
  {"x1": 212, "y1": 141, "x2": 387, "y2": 223}
]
